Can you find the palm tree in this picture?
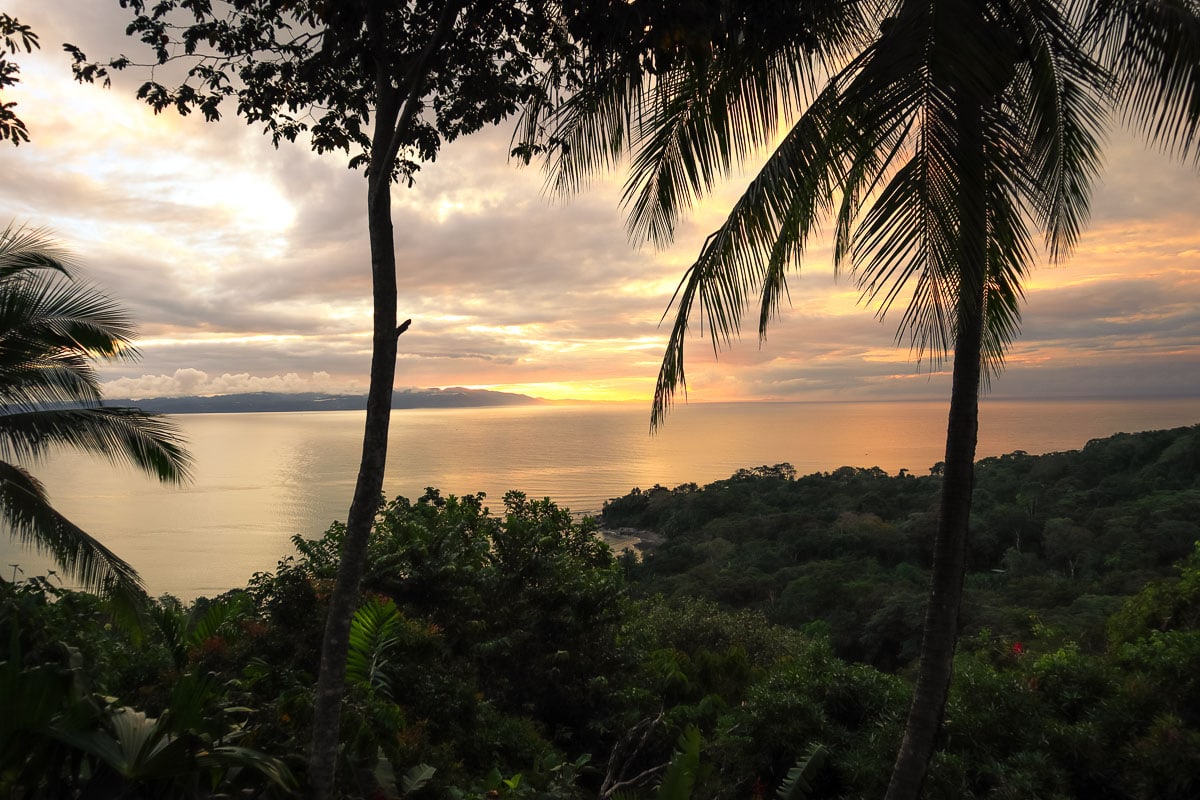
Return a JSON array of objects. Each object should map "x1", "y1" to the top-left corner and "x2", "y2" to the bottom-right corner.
[
  {"x1": 537, "y1": 0, "x2": 1197, "y2": 797},
  {"x1": 0, "y1": 223, "x2": 191, "y2": 598}
]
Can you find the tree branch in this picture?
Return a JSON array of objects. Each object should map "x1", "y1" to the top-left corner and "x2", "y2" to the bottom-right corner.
[
  {"x1": 380, "y1": 0, "x2": 466, "y2": 173},
  {"x1": 599, "y1": 712, "x2": 666, "y2": 799}
]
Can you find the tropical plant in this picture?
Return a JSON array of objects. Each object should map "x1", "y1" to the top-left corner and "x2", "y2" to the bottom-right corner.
[
  {"x1": 0, "y1": 574, "x2": 295, "y2": 799},
  {"x1": 0, "y1": 644, "x2": 295, "y2": 798},
  {"x1": 532, "y1": 0, "x2": 1199, "y2": 797},
  {"x1": 150, "y1": 591, "x2": 255, "y2": 670},
  {"x1": 650, "y1": 726, "x2": 702, "y2": 800},
  {"x1": 52, "y1": 704, "x2": 297, "y2": 799},
  {"x1": 0, "y1": 223, "x2": 191, "y2": 598},
  {"x1": 776, "y1": 743, "x2": 828, "y2": 800},
  {"x1": 1083, "y1": 0, "x2": 1200, "y2": 164},
  {"x1": 346, "y1": 595, "x2": 406, "y2": 700}
]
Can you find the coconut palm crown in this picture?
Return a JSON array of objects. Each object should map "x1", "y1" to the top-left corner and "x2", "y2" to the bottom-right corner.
[{"x1": 0, "y1": 223, "x2": 191, "y2": 597}]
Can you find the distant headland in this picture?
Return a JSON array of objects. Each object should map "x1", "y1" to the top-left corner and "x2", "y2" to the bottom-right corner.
[{"x1": 110, "y1": 387, "x2": 546, "y2": 414}]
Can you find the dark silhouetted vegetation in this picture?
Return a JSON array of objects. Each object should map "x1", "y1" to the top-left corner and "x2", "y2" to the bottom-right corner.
[
  {"x1": 3, "y1": 424, "x2": 1198, "y2": 798},
  {"x1": 610, "y1": 425, "x2": 1200, "y2": 669},
  {"x1": 0, "y1": 223, "x2": 192, "y2": 598}
]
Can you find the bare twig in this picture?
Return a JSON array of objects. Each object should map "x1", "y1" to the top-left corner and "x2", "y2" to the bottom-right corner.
[{"x1": 599, "y1": 712, "x2": 668, "y2": 799}]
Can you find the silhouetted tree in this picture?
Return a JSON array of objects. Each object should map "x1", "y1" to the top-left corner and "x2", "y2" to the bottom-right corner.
[{"x1": 72, "y1": 2, "x2": 571, "y2": 795}]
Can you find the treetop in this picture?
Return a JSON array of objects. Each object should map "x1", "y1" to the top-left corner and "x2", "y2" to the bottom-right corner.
[{"x1": 69, "y1": 1, "x2": 569, "y2": 185}]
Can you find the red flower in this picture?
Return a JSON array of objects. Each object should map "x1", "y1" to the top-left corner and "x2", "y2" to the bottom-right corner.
[{"x1": 1011, "y1": 641, "x2": 1024, "y2": 655}]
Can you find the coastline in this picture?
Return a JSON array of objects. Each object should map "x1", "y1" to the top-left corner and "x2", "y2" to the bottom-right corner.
[{"x1": 599, "y1": 526, "x2": 664, "y2": 555}]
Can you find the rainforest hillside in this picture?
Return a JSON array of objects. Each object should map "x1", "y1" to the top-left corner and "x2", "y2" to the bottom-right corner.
[{"x1": 606, "y1": 424, "x2": 1200, "y2": 668}]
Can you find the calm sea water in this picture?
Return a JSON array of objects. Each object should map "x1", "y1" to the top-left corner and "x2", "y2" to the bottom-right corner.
[{"x1": 3, "y1": 398, "x2": 1196, "y2": 599}]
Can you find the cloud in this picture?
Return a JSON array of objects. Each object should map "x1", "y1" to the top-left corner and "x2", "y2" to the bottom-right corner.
[
  {"x1": 103, "y1": 369, "x2": 341, "y2": 400},
  {"x1": 5, "y1": 0, "x2": 1199, "y2": 405}
]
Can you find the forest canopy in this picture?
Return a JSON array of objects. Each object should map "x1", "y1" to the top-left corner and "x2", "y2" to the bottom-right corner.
[{"x1": 4, "y1": 424, "x2": 1198, "y2": 798}]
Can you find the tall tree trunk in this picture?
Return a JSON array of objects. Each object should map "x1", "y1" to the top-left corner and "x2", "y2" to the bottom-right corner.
[
  {"x1": 304, "y1": 5, "x2": 459, "y2": 792},
  {"x1": 884, "y1": 302, "x2": 983, "y2": 800},
  {"x1": 307, "y1": 97, "x2": 401, "y2": 800},
  {"x1": 885, "y1": 91, "x2": 988, "y2": 800}
]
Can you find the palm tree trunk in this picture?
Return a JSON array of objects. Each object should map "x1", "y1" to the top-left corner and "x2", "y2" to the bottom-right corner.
[
  {"x1": 884, "y1": 302, "x2": 982, "y2": 800},
  {"x1": 885, "y1": 89, "x2": 988, "y2": 800},
  {"x1": 307, "y1": 90, "x2": 401, "y2": 800}
]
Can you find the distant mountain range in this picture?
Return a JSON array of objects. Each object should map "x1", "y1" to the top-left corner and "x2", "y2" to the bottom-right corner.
[{"x1": 110, "y1": 388, "x2": 546, "y2": 414}]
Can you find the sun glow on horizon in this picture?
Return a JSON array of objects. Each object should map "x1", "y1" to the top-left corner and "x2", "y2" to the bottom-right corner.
[{"x1": 466, "y1": 381, "x2": 651, "y2": 403}]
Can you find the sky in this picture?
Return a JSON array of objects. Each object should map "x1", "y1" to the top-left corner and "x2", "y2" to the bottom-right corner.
[{"x1": 3, "y1": 2, "x2": 1199, "y2": 405}]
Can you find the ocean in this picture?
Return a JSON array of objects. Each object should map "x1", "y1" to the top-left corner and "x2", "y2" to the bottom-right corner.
[{"x1": 2, "y1": 397, "x2": 1196, "y2": 599}]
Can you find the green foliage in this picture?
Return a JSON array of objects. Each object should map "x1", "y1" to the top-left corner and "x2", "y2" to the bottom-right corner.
[
  {"x1": 596, "y1": 430, "x2": 1200, "y2": 797},
  {"x1": 238, "y1": 489, "x2": 629, "y2": 792},
  {"x1": 1107, "y1": 542, "x2": 1200, "y2": 645},
  {"x1": 707, "y1": 637, "x2": 904, "y2": 799},
  {"x1": 919, "y1": 580, "x2": 1200, "y2": 800},
  {"x1": 0, "y1": 579, "x2": 294, "y2": 798},
  {"x1": 610, "y1": 426, "x2": 1200, "y2": 668},
  {"x1": 334, "y1": 488, "x2": 630, "y2": 753},
  {"x1": 5, "y1": 450, "x2": 1199, "y2": 799},
  {"x1": 653, "y1": 726, "x2": 701, "y2": 800},
  {"x1": 776, "y1": 744, "x2": 828, "y2": 800},
  {"x1": 49, "y1": 704, "x2": 295, "y2": 795},
  {"x1": 346, "y1": 595, "x2": 405, "y2": 699},
  {"x1": 444, "y1": 752, "x2": 591, "y2": 800}
]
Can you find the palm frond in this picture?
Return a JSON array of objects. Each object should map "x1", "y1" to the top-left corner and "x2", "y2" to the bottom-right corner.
[
  {"x1": 0, "y1": 223, "x2": 191, "y2": 598},
  {"x1": 777, "y1": 743, "x2": 829, "y2": 800},
  {"x1": 0, "y1": 270, "x2": 139, "y2": 359},
  {"x1": 1017, "y1": 0, "x2": 1108, "y2": 260},
  {"x1": 622, "y1": 44, "x2": 819, "y2": 247},
  {"x1": 0, "y1": 407, "x2": 192, "y2": 483},
  {"x1": 346, "y1": 595, "x2": 405, "y2": 699},
  {"x1": 0, "y1": 460, "x2": 144, "y2": 596},
  {"x1": 655, "y1": 726, "x2": 701, "y2": 800},
  {"x1": 978, "y1": 160, "x2": 1036, "y2": 385},
  {"x1": 652, "y1": 9, "x2": 948, "y2": 426},
  {"x1": 544, "y1": 63, "x2": 645, "y2": 197},
  {"x1": 543, "y1": 0, "x2": 873, "y2": 239},
  {"x1": 0, "y1": 243, "x2": 140, "y2": 413},
  {"x1": 621, "y1": 0, "x2": 1118, "y2": 429},
  {"x1": 186, "y1": 592, "x2": 253, "y2": 648},
  {"x1": 0, "y1": 223, "x2": 77, "y2": 279},
  {"x1": 1084, "y1": 0, "x2": 1200, "y2": 163},
  {"x1": 837, "y1": 6, "x2": 962, "y2": 364},
  {"x1": 650, "y1": 80, "x2": 853, "y2": 428},
  {"x1": 0, "y1": 360, "x2": 104, "y2": 411}
]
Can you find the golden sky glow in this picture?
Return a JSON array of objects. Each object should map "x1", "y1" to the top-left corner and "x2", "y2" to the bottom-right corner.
[{"x1": 2, "y1": 1, "x2": 1198, "y2": 406}]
